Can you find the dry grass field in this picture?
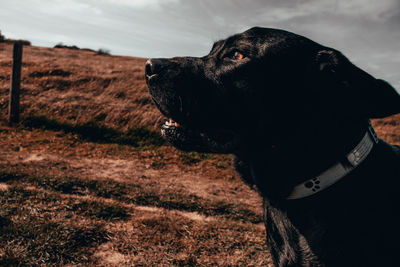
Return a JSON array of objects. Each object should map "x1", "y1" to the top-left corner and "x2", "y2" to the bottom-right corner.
[{"x1": 0, "y1": 42, "x2": 398, "y2": 266}]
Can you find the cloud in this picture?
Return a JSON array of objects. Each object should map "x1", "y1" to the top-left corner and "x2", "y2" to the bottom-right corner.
[
  {"x1": 0, "y1": 0, "x2": 398, "y2": 89},
  {"x1": 102, "y1": 0, "x2": 179, "y2": 9},
  {"x1": 29, "y1": 0, "x2": 103, "y2": 16}
]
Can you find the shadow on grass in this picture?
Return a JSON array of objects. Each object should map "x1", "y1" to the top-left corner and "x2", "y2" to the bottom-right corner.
[
  {"x1": 21, "y1": 115, "x2": 165, "y2": 149},
  {"x1": 1, "y1": 170, "x2": 262, "y2": 224},
  {"x1": 71, "y1": 200, "x2": 130, "y2": 221},
  {"x1": 0, "y1": 185, "x2": 109, "y2": 266}
]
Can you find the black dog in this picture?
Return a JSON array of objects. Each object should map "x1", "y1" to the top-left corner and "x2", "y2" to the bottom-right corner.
[{"x1": 145, "y1": 27, "x2": 400, "y2": 267}]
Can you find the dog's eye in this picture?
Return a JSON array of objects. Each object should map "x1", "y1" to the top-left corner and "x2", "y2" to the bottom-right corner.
[{"x1": 232, "y1": 51, "x2": 245, "y2": 60}]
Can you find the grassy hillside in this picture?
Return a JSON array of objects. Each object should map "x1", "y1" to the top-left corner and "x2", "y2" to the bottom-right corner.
[
  {"x1": 0, "y1": 42, "x2": 398, "y2": 266},
  {"x1": 0, "y1": 43, "x2": 270, "y2": 266},
  {"x1": 0, "y1": 43, "x2": 160, "y2": 130}
]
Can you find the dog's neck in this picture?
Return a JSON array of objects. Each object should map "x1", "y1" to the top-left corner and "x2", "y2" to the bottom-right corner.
[
  {"x1": 233, "y1": 120, "x2": 380, "y2": 201},
  {"x1": 286, "y1": 123, "x2": 379, "y2": 200}
]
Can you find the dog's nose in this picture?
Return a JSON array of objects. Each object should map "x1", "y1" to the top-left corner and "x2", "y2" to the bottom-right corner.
[
  {"x1": 145, "y1": 58, "x2": 169, "y2": 78},
  {"x1": 145, "y1": 59, "x2": 154, "y2": 77}
]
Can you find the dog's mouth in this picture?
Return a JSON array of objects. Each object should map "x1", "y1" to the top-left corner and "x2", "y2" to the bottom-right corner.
[
  {"x1": 159, "y1": 115, "x2": 240, "y2": 154},
  {"x1": 147, "y1": 66, "x2": 240, "y2": 154},
  {"x1": 164, "y1": 118, "x2": 182, "y2": 129}
]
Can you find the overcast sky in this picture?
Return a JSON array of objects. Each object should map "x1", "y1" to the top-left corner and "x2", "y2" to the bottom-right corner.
[{"x1": 1, "y1": 0, "x2": 399, "y2": 89}]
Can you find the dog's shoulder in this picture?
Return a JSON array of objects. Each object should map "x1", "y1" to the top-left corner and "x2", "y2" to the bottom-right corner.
[
  {"x1": 379, "y1": 141, "x2": 400, "y2": 163},
  {"x1": 392, "y1": 144, "x2": 400, "y2": 157},
  {"x1": 390, "y1": 143, "x2": 400, "y2": 173},
  {"x1": 375, "y1": 141, "x2": 400, "y2": 192}
]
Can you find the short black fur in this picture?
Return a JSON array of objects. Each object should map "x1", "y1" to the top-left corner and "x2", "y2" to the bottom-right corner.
[{"x1": 146, "y1": 27, "x2": 400, "y2": 267}]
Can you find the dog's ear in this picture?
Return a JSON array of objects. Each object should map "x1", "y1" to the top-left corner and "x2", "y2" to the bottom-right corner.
[{"x1": 314, "y1": 49, "x2": 400, "y2": 119}]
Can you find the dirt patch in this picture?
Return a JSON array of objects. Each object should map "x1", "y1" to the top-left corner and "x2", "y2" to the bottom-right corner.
[{"x1": 0, "y1": 183, "x2": 8, "y2": 191}]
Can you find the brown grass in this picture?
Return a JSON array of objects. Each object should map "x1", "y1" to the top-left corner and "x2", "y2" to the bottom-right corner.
[
  {"x1": 0, "y1": 43, "x2": 270, "y2": 266},
  {"x1": 0, "y1": 42, "x2": 398, "y2": 266},
  {"x1": 371, "y1": 115, "x2": 400, "y2": 144},
  {"x1": 0, "y1": 43, "x2": 161, "y2": 130}
]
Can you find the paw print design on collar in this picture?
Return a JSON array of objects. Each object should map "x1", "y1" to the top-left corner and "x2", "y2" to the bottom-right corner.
[{"x1": 304, "y1": 178, "x2": 321, "y2": 192}]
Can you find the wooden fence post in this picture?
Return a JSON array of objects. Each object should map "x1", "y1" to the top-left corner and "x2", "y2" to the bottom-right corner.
[{"x1": 8, "y1": 42, "x2": 23, "y2": 125}]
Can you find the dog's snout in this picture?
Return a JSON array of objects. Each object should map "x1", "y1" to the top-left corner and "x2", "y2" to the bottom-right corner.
[
  {"x1": 145, "y1": 59, "x2": 153, "y2": 77},
  {"x1": 145, "y1": 58, "x2": 170, "y2": 79}
]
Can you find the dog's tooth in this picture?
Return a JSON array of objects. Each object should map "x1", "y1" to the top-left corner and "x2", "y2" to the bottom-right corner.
[{"x1": 166, "y1": 118, "x2": 181, "y2": 128}]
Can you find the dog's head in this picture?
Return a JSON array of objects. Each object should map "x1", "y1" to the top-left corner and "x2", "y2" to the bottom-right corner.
[{"x1": 146, "y1": 27, "x2": 400, "y2": 195}]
